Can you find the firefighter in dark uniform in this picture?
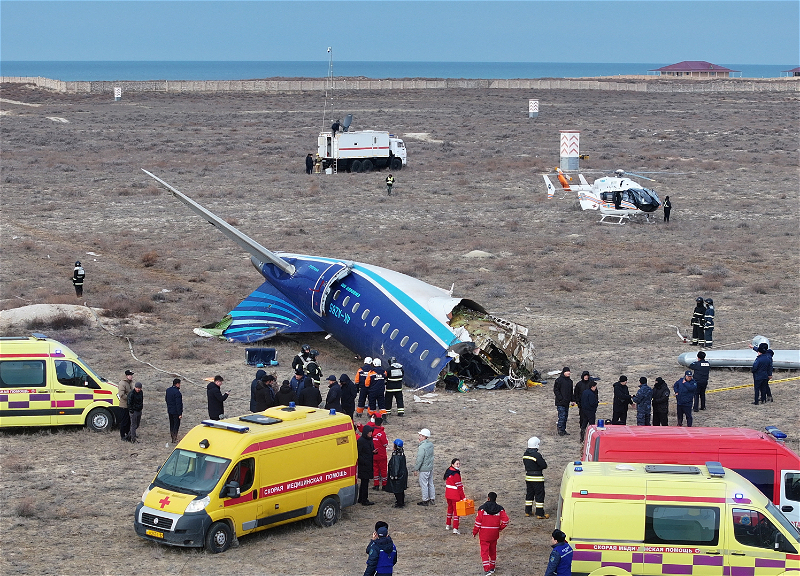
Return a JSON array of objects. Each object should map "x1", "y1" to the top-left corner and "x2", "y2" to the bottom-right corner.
[
  {"x1": 523, "y1": 436, "x2": 549, "y2": 519},
  {"x1": 367, "y1": 358, "x2": 387, "y2": 419},
  {"x1": 691, "y1": 297, "x2": 706, "y2": 346},
  {"x1": 304, "y1": 349, "x2": 323, "y2": 387},
  {"x1": 385, "y1": 357, "x2": 405, "y2": 418},
  {"x1": 72, "y1": 261, "x2": 85, "y2": 297},
  {"x1": 703, "y1": 298, "x2": 715, "y2": 348},
  {"x1": 690, "y1": 350, "x2": 711, "y2": 412},
  {"x1": 355, "y1": 357, "x2": 373, "y2": 418},
  {"x1": 292, "y1": 344, "x2": 313, "y2": 373}
]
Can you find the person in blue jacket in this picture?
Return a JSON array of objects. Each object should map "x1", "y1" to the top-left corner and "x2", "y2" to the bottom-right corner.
[
  {"x1": 545, "y1": 528, "x2": 573, "y2": 576},
  {"x1": 631, "y1": 377, "x2": 653, "y2": 426},
  {"x1": 673, "y1": 371, "x2": 698, "y2": 427},
  {"x1": 364, "y1": 523, "x2": 397, "y2": 576},
  {"x1": 751, "y1": 342, "x2": 774, "y2": 404}
]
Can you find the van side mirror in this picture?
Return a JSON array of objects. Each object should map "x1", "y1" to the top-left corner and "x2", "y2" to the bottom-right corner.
[{"x1": 223, "y1": 481, "x2": 240, "y2": 499}]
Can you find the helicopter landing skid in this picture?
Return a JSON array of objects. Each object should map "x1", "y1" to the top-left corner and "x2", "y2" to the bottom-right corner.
[{"x1": 599, "y1": 212, "x2": 631, "y2": 225}]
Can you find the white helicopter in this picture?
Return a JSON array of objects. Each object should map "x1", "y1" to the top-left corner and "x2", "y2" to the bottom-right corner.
[{"x1": 543, "y1": 168, "x2": 662, "y2": 224}]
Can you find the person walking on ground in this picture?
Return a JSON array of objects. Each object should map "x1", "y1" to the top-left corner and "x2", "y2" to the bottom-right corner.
[
  {"x1": 165, "y1": 378, "x2": 183, "y2": 444},
  {"x1": 610, "y1": 375, "x2": 632, "y2": 425},
  {"x1": 127, "y1": 382, "x2": 144, "y2": 443},
  {"x1": 652, "y1": 377, "x2": 670, "y2": 426},
  {"x1": 305, "y1": 153, "x2": 313, "y2": 175},
  {"x1": 385, "y1": 357, "x2": 405, "y2": 417},
  {"x1": 631, "y1": 377, "x2": 653, "y2": 426},
  {"x1": 355, "y1": 357, "x2": 374, "y2": 418},
  {"x1": 324, "y1": 374, "x2": 342, "y2": 413},
  {"x1": 472, "y1": 491, "x2": 510, "y2": 576},
  {"x1": 117, "y1": 369, "x2": 135, "y2": 441},
  {"x1": 414, "y1": 428, "x2": 435, "y2": 506},
  {"x1": 250, "y1": 369, "x2": 267, "y2": 412},
  {"x1": 364, "y1": 523, "x2": 397, "y2": 576},
  {"x1": 387, "y1": 439, "x2": 408, "y2": 508},
  {"x1": 72, "y1": 260, "x2": 85, "y2": 298},
  {"x1": 207, "y1": 375, "x2": 229, "y2": 420},
  {"x1": 674, "y1": 370, "x2": 697, "y2": 426},
  {"x1": 339, "y1": 373, "x2": 357, "y2": 418},
  {"x1": 662, "y1": 195, "x2": 672, "y2": 223},
  {"x1": 545, "y1": 529, "x2": 574, "y2": 576},
  {"x1": 579, "y1": 380, "x2": 599, "y2": 442},
  {"x1": 385, "y1": 174, "x2": 395, "y2": 196},
  {"x1": 690, "y1": 350, "x2": 711, "y2": 412},
  {"x1": 573, "y1": 370, "x2": 594, "y2": 429},
  {"x1": 372, "y1": 417, "x2": 389, "y2": 490},
  {"x1": 691, "y1": 297, "x2": 706, "y2": 346},
  {"x1": 751, "y1": 342, "x2": 773, "y2": 405},
  {"x1": 444, "y1": 458, "x2": 466, "y2": 534},
  {"x1": 254, "y1": 373, "x2": 277, "y2": 411},
  {"x1": 703, "y1": 298, "x2": 715, "y2": 348},
  {"x1": 523, "y1": 436, "x2": 548, "y2": 519},
  {"x1": 357, "y1": 425, "x2": 376, "y2": 506},
  {"x1": 553, "y1": 367, "x2": 573, "y2": 436}
]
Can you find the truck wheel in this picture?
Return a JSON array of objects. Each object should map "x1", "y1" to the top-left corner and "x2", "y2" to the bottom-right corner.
[
  {"x1": 315, "y1": 496, "x2": 340, "y2": 528},
  {"x1": 362, "y1": 159, "x2": 373, "y2": 173},
  {"x1": 205, "y1": 521, "x2": 232, "y2": 553},
  {"x1": 351, "y1": 160, "x2": 362, "y2": 173},
  {"x1": 86, "y1": 407, "x2": 112, "y2": 432},
  {"x1": 390, "y1": 158, "x2": 403, "y2": 171}
]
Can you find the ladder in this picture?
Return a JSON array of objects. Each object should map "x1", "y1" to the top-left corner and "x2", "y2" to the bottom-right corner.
[{"x1": 323, "y1": 48, "x2": 337, "y2": 175}]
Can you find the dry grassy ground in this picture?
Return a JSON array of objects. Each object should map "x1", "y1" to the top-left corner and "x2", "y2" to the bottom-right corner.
[{"x1": 0, "y1": 82, "x2": 798, "y2": 576}]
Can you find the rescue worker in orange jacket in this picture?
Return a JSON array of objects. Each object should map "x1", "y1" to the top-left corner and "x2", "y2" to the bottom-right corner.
[
  {"x1": 355, "y1": 357, "x2": 373, "y2": 417},
  {"x1": 472, "y1": 491, "x2": 510, "y2": 575},
  {"x1": 444, "y1": 458, "x2": 466, "y2": 534},
  {"x1": 367, "y1": 358, "x2": 387, "y2": 419}
]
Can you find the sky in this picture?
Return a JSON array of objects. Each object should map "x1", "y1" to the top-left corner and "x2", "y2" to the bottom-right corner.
[{"x1": 1, "y1": 1, "x2": 797, "y2": 64}]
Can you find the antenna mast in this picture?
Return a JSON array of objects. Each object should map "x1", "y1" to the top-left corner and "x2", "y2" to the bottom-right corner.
[{"x1": 322, "y1": 47, "x2": 334, "y2": 132}]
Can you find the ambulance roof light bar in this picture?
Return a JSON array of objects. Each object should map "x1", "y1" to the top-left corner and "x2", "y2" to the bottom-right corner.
[
  {"x1": 31, "y1": 333, "x2": 49, "y2": 340},
  {"x1": 765, "y1": 426, "x2": 787, "y2": 441},
  {"x1": 706, "y1": 461, "x2": 726, "y2": 477},
  {"x1": 201, "y1": 420, "x2": 250, "y2": 433}
]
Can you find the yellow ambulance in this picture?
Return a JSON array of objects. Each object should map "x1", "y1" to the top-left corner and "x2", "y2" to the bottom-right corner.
[
  {"x1": 134, "y1": 405, "x2": 358, "y2": 553},
  {"x1": 557, "y1": 461, "x2": 800, "y2": 576},
  {"x1": 0, "y1": 334, "x2": 121, "y2": 431}
]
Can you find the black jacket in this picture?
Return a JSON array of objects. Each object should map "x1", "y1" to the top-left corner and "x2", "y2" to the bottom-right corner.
[
  {"x1": 275, "y1": 383, "x2": 296, "y2": 406},
  {"x1": 386, "y1": 450, "x2": 408, "y2": 493},
  {"x1": 165, "y1": 385, "x2": 182, "y2": 415},
  {"x1": 612, "y1": 382, "x2": 633, "y2": 412},
  {"x1": 254, "y1": 381, "x2": 276, "y2": 412},
  {"x1": 573, "y1": 375, "x2": 592, "y2": 408},
  {"x1": 652, "y1": 380, "x2": 670, "y2": 410},
  {"x1": 325, "y1": 382, "x2": 342, "y2": 412},
  {"x1": 340, "y1": 375, "x2": 357, "y2": 410},
  {"x1": 357, "y1": 426, "x2": 375, "y2": 479},
  {"x1": 580, "y1": 388, "x2": 599, "y2": 415},
  {"x1": 128, "y1": 389, "x2": 143, "y2": 412},
  {"x1": 553, "y1": 375, "x2": 574, "y2": 407},
  {"x1": 250, "y1": 369, "x2": 267, "y2": 412},
  {"x1": 206, "y1": 382, "x2": 228, "y2": 419},
  {"x1": 298, "y1": 384, "x2": 322, "y2": 408},
  {"x1": 523, "y1": 448, "x2": 547, "y2": 479},
  {"x1": 689, "y1": 359, "x2": 711, "y2": 384}
]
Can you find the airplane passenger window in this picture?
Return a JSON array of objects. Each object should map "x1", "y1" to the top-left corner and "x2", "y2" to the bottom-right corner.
[
  {"x1": 430, "y1": 358, "x2": 441, "y2": 369},
  {"x1": 409, "y1": 342, "x2": 418, "y2": 353},
  {"x1": 333, "y1": 290, "x2": 341, "y2": 301},
  {"x1": 390, "y1": 329, "x2": 399, "y2": 340},
  {"x1": 400, "y1": 336, "x2": 409, "y2": 347},
  {"x1": 371, "y1": 316, "x2": 380, "y2": 327},
  {"x1": 362, "y1": 309, "x2": 370, "y2": 321},
  {"x1": 352, "y1": 302, "x2": 360, "y2": 313},
  {"x1": 420, "y1": 350, "x2": 429, "y2": 361},
  {"x1": 342, "y1": 295, "x2": 350, "y2": 307},
  {"x1": 382, "y1": 323, "x2": 390, "y2": 334}
]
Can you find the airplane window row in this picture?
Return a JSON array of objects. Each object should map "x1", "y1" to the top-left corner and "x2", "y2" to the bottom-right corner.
[{"x1": 330, "y1": 288, "x2": 442, "y2": 370}]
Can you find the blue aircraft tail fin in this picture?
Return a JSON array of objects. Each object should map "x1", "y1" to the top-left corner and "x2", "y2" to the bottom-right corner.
[{"x1": 201, "y1": 281, "x2": 323, "y2": 343}]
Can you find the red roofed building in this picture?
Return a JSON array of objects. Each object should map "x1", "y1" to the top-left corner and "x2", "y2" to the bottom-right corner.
[
  {"x1": 784, "y1": 67, "x2": 800, "y2": 77},
  {"x1": 650, "y1": 61, "x2": 740, "y2": 78}
]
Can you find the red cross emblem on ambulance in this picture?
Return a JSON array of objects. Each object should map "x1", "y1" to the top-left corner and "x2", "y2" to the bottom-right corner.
[{"x1": 159, "y1": 496, "x2": 171, "y2": 509}]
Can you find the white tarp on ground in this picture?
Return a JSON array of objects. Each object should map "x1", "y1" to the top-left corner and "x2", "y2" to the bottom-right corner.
[{"x1": 0, "y1": 304, "x2": 100, "y2": 330}]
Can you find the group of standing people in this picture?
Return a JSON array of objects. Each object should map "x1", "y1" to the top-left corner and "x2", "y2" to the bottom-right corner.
[{"x1": 691, "y1": 296, "x2": 715, "y2": 347}]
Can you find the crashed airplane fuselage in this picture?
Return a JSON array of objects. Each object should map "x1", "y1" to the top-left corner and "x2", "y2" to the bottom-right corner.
[{"x1": 143, "y1": 170, "x2": 535, "y2": 389}]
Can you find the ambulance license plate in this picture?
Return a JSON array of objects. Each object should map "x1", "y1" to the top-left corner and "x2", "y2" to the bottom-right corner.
[{"x1": 146, "y1": 529, "x2": 164, "y2": 539}]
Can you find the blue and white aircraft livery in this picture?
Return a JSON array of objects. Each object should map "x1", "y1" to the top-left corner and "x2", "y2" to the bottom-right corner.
[{"x1": 143, "y1": 170, "x2": 535, "y2": 389}]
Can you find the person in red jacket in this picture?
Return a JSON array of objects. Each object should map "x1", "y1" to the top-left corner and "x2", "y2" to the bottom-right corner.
[
  {"x1": 371, "y1": 417, "x2": 389, "y2": 490},
  {"x1": 472, "y1": 491, "x2": 510, "y2": 575},
  {"x1": 444, "y1": 458, "x2": 466, "y2": 534}
]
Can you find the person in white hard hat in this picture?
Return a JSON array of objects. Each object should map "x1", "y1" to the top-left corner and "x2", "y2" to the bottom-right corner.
[
  {"x1": 414, "y1": 428, "x2": 435, "y2": 506},
  {"x1": 355, "y1": 357, "x2": 374, "y2": 418},
  {"x1": 523, "y1": 436, "x2": 549, "y2": 519}
]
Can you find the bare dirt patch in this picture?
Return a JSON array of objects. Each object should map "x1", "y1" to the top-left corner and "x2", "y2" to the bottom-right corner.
[{"x1": 0, "y1": 83, "x2": 798, "y2": 576}]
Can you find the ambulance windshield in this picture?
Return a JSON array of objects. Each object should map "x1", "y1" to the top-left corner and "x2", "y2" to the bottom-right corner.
[{"x1": 154, "y1": 449, "x2": 231, "y2": 497}]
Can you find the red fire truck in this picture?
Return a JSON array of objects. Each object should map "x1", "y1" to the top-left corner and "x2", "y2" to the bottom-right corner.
[{"x1": 582, "y1": 424, "x2": 800, "y2": 529}]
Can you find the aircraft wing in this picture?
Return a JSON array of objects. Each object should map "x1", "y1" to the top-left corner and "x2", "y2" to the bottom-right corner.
[
  {"x1": 199, "y1": 281, "x2": 324, "y2": 343},
  {"x1": 542, "y1": 175, "x2": 557, "y2": 199}
]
